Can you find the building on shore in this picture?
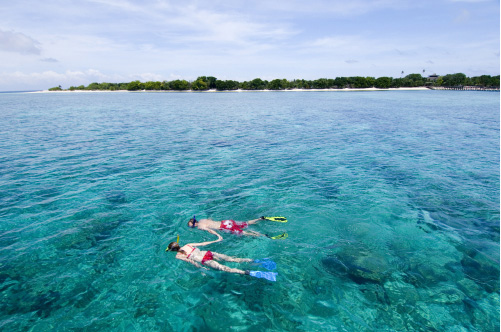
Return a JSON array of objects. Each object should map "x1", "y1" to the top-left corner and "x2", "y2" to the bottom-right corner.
[{"x1": 427, "y1": 73, "x2": 439, "y2": 81}]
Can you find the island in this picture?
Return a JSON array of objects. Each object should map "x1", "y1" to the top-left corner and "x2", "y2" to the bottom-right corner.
[{"x1": 48, "y1": 73, "x2": 500, "y2": 92}]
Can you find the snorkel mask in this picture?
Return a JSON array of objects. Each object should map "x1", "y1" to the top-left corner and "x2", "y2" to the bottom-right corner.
[
  {"x1": 190, "y1": 215, "x2": 198, "y2": 228},
  {"x1": 165, "y1": 234, "x2": 180, "y2": 252}
]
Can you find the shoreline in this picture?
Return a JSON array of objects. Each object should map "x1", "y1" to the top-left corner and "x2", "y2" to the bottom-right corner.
[{"x1": 31, "y1": 87, "x2": 430, "y2": 93}]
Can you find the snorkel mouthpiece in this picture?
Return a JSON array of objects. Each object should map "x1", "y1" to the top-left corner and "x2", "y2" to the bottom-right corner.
[
  {"x1": 165, "y1": 240, "x2": 180, "y2": 252},
  {"x1": 166, "y1": 235, "x2": 179, "y2": 252}
]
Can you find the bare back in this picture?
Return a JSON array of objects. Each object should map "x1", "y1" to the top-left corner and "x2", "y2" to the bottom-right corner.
[
  {"x1": 197, "y1": 218, "x2": 221, "y2": 230},
  {"x1": 195, "y1": 218, "x2": 264, "y2": 238},
  {"x1": 177, "y1": 244, "x2": 206, "y2": 263}
]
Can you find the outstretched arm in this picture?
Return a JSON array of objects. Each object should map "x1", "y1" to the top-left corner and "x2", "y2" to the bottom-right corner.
[{"x1": 190, "y1": 229, "x2": 223, "y2": 247}]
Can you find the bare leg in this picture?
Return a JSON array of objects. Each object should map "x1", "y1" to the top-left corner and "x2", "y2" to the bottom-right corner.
[
  {"x1": 203, "y1": 260, "x2": 247, "y2": 275},
  {"x1": 241, "y1": 230, "x2": 266, "y2": 237},
  {"x1": 212, "y1": 252, "x2": 253, "y2": 263},
  {"x1": 246, "y1": 218, "x2": 262, "y2": 225}
]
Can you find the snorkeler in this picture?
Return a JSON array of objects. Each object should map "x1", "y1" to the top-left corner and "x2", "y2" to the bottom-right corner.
[
  {"x1": 165, "y1": 234, "x2": 278, "y2": 281},
  {"x1": 188, "y1": 216, "x2": 267, "y2": 237}
]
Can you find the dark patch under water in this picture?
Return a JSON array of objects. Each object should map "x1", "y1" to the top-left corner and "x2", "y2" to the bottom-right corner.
[{"x1": 105, "y1": 190, "x2": 127, "y2": 205}]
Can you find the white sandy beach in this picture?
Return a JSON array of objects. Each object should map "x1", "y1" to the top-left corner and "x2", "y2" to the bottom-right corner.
[
  {"x1": 33, "y1": 87, "x2": 430, "y2": 93},
  {"x1": 283, "y1": 87, "x2": 429, "y2": 92}
]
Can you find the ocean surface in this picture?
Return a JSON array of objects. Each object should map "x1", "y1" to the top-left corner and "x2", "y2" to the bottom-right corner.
[{"x1": 0, "y1": 90, "x2": 499, "y2": 331}]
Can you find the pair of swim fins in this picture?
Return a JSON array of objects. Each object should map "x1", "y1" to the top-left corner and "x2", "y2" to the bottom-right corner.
[
  {"x1": 262, "y1": 216, "x2": 288, "y2": 240},
  {"x1": 249, "y1": 259, "x2": 278, "y2": 281}
]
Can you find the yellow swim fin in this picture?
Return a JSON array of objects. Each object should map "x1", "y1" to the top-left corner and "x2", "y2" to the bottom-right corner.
[
  {"x1": 263, "y1": 216, "x2": 288, "y2": 223},
  {"x1": 270, "y1": 233, "x2": 288, "y2": 240}
]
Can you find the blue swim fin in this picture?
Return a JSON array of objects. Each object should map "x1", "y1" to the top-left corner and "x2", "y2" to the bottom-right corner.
[
  {"x1": 249, "y1": 271, "x2": 277, "y2": 282},
  {"x1": 254, "y1": 259, "x2": 277, "y2": 270}
]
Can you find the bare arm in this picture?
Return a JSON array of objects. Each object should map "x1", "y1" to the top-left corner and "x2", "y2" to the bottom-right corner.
[{"x1": 190, "y1": 230, "x2": 223, "y2": 247}]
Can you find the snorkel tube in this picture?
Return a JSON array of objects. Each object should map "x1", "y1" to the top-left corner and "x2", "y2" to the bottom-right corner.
[
  {"x1": 191, "y1": 215, "x2": 197, "y2": 228},
  {"x1": 165, "y1": 234, "x2": 180, "y2": 252}
]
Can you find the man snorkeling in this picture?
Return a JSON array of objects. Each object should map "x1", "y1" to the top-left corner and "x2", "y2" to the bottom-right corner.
[
  {"x1": 188, "y1": 216, "x2": 267, "y2": 238},
  {"x1": 165, "y1": 233, "x2": 278, "y2": 281}
]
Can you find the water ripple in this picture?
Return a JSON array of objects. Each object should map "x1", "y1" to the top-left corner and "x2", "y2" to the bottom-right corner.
[{"x1": 0, "y1": 91, "x2": 499, "y2": 331}]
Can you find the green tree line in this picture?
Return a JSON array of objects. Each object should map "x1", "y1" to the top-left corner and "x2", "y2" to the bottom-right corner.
[{"x1": 51, "y1": 73, "x2": 500, "y2": 91}]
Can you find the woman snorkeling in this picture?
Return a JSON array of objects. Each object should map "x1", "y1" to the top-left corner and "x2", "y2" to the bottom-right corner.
[{"x1": 165, "y1": 233, "x2": 278, "y2": 281}]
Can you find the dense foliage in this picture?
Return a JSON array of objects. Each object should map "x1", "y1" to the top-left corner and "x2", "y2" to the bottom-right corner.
[{"x1": 50, "y1": 73, "x2": 500, "y2": 91}]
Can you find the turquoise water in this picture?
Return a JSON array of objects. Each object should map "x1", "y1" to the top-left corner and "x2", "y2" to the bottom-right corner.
[{"x1": 0, "y1": 91, "x2": 499, "y2": 331}]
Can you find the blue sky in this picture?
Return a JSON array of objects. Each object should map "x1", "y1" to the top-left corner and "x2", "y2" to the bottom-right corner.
[{"x1": 0, "y1": 0, "x2": 499, "y2": 90}]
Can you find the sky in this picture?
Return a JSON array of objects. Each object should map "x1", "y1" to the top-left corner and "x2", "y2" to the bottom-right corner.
[{"x1": 0, "y1": 0, "x2": 499, "y2": 90}]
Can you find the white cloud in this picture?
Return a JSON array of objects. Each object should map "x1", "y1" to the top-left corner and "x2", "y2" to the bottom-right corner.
[
  {"x1": 87, "y1": 0, "x2": 141, "y2": 11},
  {"x1": 0, "y1": 68, "x2": 182, "y2": 90},
  {"x1": 0, "y1": 29, "x2": 41, "y2": 55},
  {"x1": 220, "y1": 0, "x2": 409, "y2": 17},
  {"x1": 0, "y1": 69, "x2": 120, "y2": 90},
  {"x1": 136, "y1": 72, "x2": 164, "y2": 82},
  {"x1": 305, "y1": 35, "x2": 388, "y2": 57},
  {"x1": 448, "y1": 0, "x2": 489, "y2": 2},
  {"x1": 454, "y1": 9, "x2": 471, "y2": 23},
  {"x1": 0, "y1": 0, "x2": 498, "y2": 90}
]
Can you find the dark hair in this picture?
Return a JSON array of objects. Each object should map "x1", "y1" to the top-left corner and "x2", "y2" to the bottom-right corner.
[
  {"x1": 188, "y1": 218, "x2": 196, "y2": 227},
  {"x1": 167, "y1": 242, "x2": 180, "y2": 252}
]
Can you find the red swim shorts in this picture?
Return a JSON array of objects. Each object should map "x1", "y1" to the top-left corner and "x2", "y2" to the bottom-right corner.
[
  {"x1": 219, "y1": 220, "x2": 248, "y2": 234},
  {"x1": 202, "y1": 251, "x2": 214, "y2": 265}
]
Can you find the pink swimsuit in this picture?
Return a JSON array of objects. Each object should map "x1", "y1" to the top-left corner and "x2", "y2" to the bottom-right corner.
[
  {"x1": 201, "y1": 251, "x2": 213, "y2": 265},
  {"x1": 185, "y1": 245, "x2": 214, "y2": 265},
  {"x1": 219, "y1": 220, "x2": 248, "y2": 234},
  {"x1": 185, "y1": 245, "x2": 196, "y2": 258}
]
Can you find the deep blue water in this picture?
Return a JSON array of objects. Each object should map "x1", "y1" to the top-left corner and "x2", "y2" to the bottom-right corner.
[{"x1": 0, "y1": 91, "x2": 499, "y2": 331}]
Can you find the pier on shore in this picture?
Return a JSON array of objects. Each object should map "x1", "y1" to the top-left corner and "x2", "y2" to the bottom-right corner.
[{"x1": 428, "y1": 86, "x2": 500, "y2": 91}]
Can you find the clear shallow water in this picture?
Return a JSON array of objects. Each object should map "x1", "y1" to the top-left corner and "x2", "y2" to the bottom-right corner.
[{"x1": 0, "y1": 91, "x2": 499, "y2": 331}]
